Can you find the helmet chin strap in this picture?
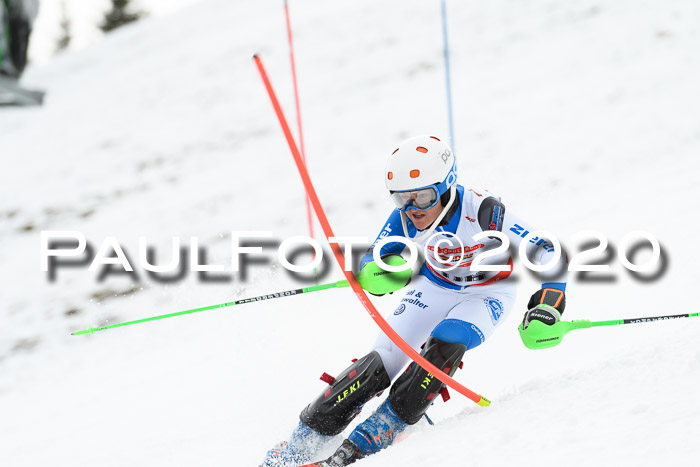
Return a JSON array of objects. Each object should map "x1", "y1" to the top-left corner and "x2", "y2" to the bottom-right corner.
[{"x1": 400, "y1": 185, "x2": 457, "y2": 243}]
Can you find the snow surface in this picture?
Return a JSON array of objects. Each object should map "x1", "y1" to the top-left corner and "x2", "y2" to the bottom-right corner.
[
  {"x1": 29, "y1": 0, "x2": 202, "y2": 64},
  {"x1": 2, "y1": 0, "x2": 700, "y2": 466}
]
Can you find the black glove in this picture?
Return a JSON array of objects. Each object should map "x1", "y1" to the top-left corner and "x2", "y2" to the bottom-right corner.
[{"x1": 522, "y1": 288, "x2": 566, "y2": 329}]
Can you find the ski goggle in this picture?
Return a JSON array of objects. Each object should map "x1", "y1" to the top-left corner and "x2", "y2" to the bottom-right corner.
[{"x1": 390, "y1": 186, "x2": 440, "y2": 212}]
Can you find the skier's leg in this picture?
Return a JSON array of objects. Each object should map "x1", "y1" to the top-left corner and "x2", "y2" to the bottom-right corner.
[
  {"x1": 301, "y1": 275, "x2": 456, "y2": 436},
  {"x1": 371, "y1": 276, "x2": 461, "y2": 380},
  {"x1": 263, "y1": 278, "x2": 456, "y2": 465},
  {"x1": 389, "y1": 282, "x2": 518, "y2": 424},
  {"x1": 443, "y1": 283, "x2": 517, "y2": 344},
  {"x1": 345, "y1": 334, "x2": 466, "y2": 458},
  {"x1": 261, "y1": 351, "x2": 392, "y2": 466},
  {"x1": 300, "y1": 350, "x2": 392, "y2": 436},
  {"x1": 341, "y1": 283, "x2": 517, "y2": 460}
]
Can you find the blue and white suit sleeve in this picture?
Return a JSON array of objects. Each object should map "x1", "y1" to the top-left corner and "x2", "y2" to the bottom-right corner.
[
  {"x1": 502, "y1": 211, "x2": 568, "y2": 291},
  {"x1": 359, "y1": 209, "x2": 410, "y2": 270}
]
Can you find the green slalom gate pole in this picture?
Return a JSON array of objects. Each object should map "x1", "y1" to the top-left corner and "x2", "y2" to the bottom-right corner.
[
  {"x1": 72, "y1": 255, "x2": 413, "y2": 336},
  {"x1": 519, "y1": 305, "x2": 700, "y2": 350},
  {"x1": 71, "y1": 280, "x2": 351, "y2": 336}
]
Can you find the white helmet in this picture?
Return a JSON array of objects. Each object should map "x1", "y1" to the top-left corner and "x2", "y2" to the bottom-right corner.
[
  {"x1": 385, "y1": 135, "x2": 458, "y2": 240},
  {"x1": 386, "y1": 135, "x2": 457, "y2": 196}
]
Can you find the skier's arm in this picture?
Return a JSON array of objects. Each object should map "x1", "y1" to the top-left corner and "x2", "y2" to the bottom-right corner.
[
  {"x1": 500, "y1": 211, "x2": 568, "y2": 291},
  {"x1": 504, "y1": 209, "x2": 568, "y2": 327},
  {"x1": 359, "y1": 209, "x2": 409, "y2": 270},
  {"x1": 357, "y1": 209, "x2": 412, "y2": 296},
  {"x1": 478, "y1": 197, "x2": 568, "y2": 327}
]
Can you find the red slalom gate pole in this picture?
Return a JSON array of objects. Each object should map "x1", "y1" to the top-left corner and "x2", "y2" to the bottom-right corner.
[
  {"x1": 253, "y1": 54, "x2": 490, "y2": 407},
  {"x1": 283, "y1": 0, "x2": 315, "y2": 243}
]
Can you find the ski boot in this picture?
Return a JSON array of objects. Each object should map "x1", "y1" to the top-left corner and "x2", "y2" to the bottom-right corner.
[
  {"x1": 301, "y1": 439, "x2": 365, "y2": 466},
  {"x1": 303, "y1": 399, "x2": 407, "y2": 466}
]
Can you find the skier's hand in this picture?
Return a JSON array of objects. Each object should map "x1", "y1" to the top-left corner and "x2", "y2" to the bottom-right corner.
[
  {"x1": 357, "y1": 254, "x2": 412, "y2": 296},
  {"x1": 521, "y1": 288, "x2": 566, "y2": 329},
  {"x1": 366, "y1": 276, "x2": 412, "y2": 297}
]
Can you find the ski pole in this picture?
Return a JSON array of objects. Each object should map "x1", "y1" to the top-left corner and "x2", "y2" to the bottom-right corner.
[
  {"x1": 519, "y1": 305, "x2": 700, "y2": 350},
  {"x1": 440, "y1": 0, "x2": 456, "y2": 151},
  {"x1": 71, "y1": 257, "x2": 413, "y2": 336},
  {"x1": 71, "y1": 280, "x2": 350, "y2": 336},
  {"x1": 283, "y1": 0, "x2": 315, "y2": 247}
]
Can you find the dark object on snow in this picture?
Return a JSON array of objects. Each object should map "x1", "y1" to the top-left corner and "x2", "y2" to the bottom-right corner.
[
  {"x1": 100, "y1": 0, "x2": 144, "y2": 33},
  {"x1": 1, "y1": 0, "x2": 38, "y2": 79},
  {"x1": 7, "y1": 14, "x2": 30, "y2": 73}
]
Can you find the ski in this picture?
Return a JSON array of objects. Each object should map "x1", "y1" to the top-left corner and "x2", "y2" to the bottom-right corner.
[
  {"x1": 298, "y1": 439, "x2": 367, "y2": 467},
  {"x1": 0, "y1": 75, "x2": 45, "y2": 106}
]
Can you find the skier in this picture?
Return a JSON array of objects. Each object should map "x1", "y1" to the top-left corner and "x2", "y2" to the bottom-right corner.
[
  {"x1": 0, "y1": 0, "x2": 39, "y2": 78},
  {"x1": 261, "y1": 135, "x2": 568, "y2": 466}
]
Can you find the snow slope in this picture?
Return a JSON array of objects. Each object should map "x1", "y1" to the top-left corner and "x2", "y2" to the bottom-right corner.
[
  {"x1": 29, "y1": 0, "x2": 202, "y2": 64},
  {"x1": 2, "y1": 0, "x2": 700, "y2": 466}
]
